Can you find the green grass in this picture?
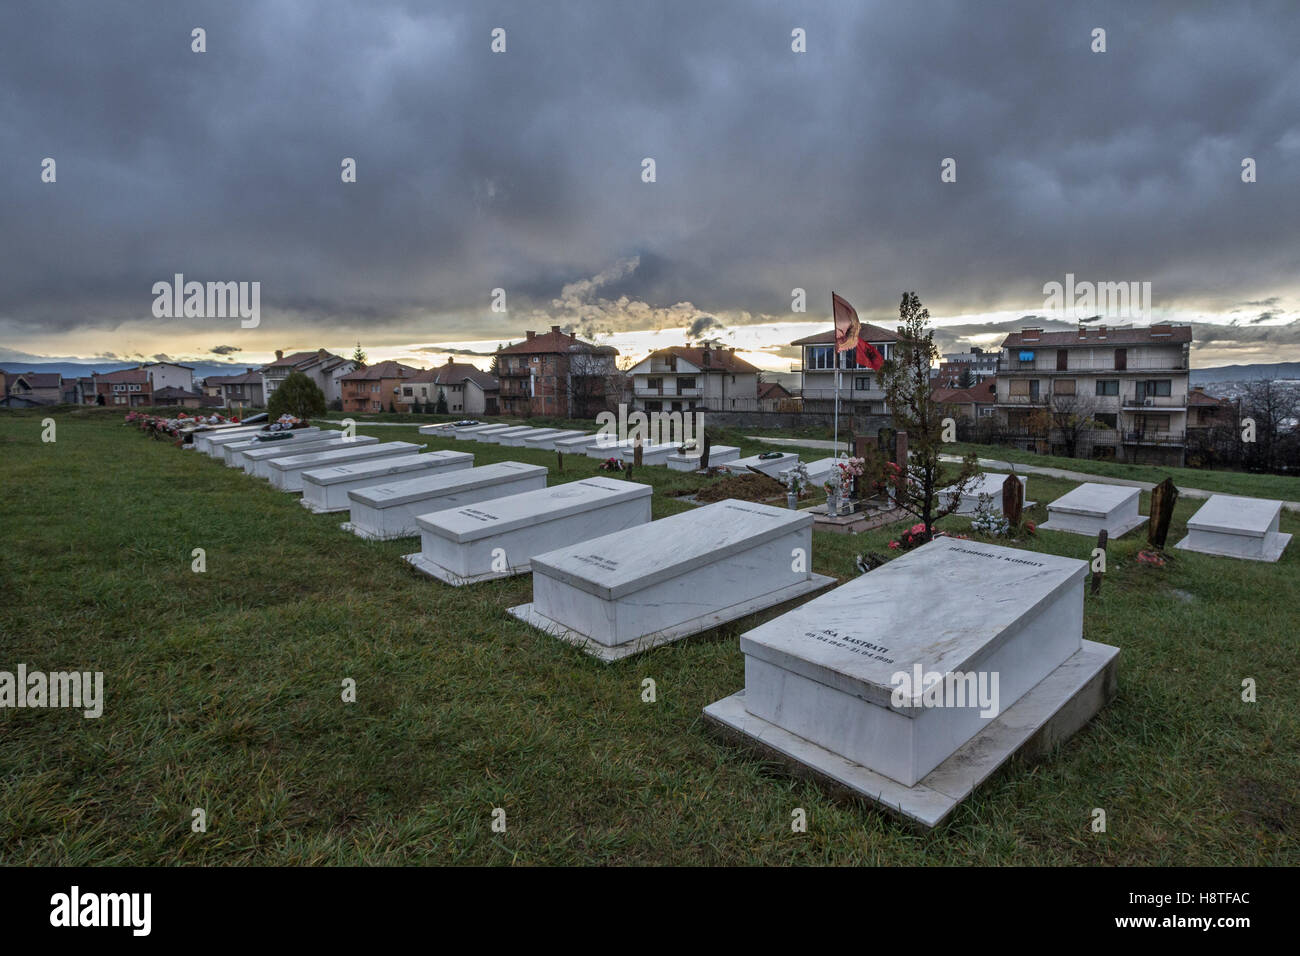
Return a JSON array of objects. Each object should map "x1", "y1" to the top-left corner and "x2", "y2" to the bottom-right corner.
[
  {"x1": 944, "y1": 441, "x2": 1300, "y2": 500},
  {"x1": 1, "y1": 408, "x2": 1297, "y2": 864}
]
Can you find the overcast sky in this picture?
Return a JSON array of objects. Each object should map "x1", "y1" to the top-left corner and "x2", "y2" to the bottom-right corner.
[{"x1": 2, "y1": 0, "x2": 1298, "y2": 372}]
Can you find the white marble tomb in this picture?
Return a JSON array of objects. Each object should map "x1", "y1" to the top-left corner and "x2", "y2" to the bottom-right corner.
[
  {"x1": 704, "y1": 536, "x2": 1119, "y2": 828},
  {"x1": 499, "y1": 428, "x2": 564, "y2": 447},
  {"x1": 468, "y1": 425, "x2": 520, "y2": 442},
  {"x1": 196, "y1": 425, "x2": 270, "y2": 455},
  {"x1": 406, "y1": 477, "x2": 653, "y2": 585},
  {"x1": 1174, "y1": 494, "x2": 1292, "y2": 562},
  {"x1": 509, "y1": 498, "x2": 835, "y2": 661},
  {"x1": 1039, "y1": 482, "x2": 1145, "y2": 537},
  {"x1": 243, "y1": 436, "x2": 378, "y2": 477},
  {"x1": 480, "y1": 426, "x2": 537, "y2": 445},
  {"x1": 800, "y1": 458, "x2": 841, "y2": 487},
  {"x1": 553, "y1": 433, "x2": 605, "y2": 454},
  {"x1": 523, "y1": 429, "x2": 586, "y2": 450},
  {"x1": 665, "y1": 445, "x2": 740, "y2": 471},
  {"x1": 940, "y1": 473, "x2": 1036, "y2": 516},
  {"x1": 342, "y1": 461, "x2": 549, "y2": 541},
  {"x1": 586, "y1": 438, "x2": 639, "y2": 460},
  {"x1": 619, "y1": 441, "x2": 680, "y2": 465},
  {"x1": 299, "y1": 450, "x2": 474, "y2": 514},
  {"x1": 213, "y1": 429, "x2": 325, "y2": 463},
  {"x1": 451, "y1": 423, "x2": 507, "y2": 440},
  {"x1": 266, "y1": 441, "x2": 426, "y2": 492},
  {"x1": 727, "y1": 452, "x2": 800, "y2": 477},
  {"x1": 221, "y1": 428, "x2": 329, "y2": 466}
]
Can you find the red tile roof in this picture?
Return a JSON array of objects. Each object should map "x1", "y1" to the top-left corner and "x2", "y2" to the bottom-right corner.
[
  {"x1": 12, "y1": 372, "x2": 63, "y2": 388},
  {"x1": 498, "y1": 328, "x2": 617, "y2": 355},
  {"x1": 651, "y1": 346, "x2": 760, "y2": 374},
  {"x1": 339, "y1": 361, "x2": 422, "y2": 381},
  {"x1": 757, "y1": 381, "x2": 793, "y2": 400},
  {"x1": 93, "y1": 368, "x2": 149, "y2": 384}
]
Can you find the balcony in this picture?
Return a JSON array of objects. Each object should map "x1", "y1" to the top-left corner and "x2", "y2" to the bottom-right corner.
[
  {"x1": 996, "y1": 394, "x2": 1047, "y2": 406},
  {"x1": 1123, "y1": 430, "x2": 1186, "y2": 445},
  {"x1": 1122, "y1": 394, "x2": 1186, "y2": 409},
  {"x1": 634, "y1": 386, "x2": 703, "y2": 398},
  {"x1": 999, "y1": 361, "x2": 1188, "y2": 374},
  {"x1": 800, "y1": 387, "x2": 886, "y2": 401}
]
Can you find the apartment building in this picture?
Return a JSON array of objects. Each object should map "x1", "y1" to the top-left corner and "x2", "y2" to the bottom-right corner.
[
  {"x1": 791, "y1": 324, "x2": 899, "y2": 415},
  {"x1": 496, "y1": 327, "x2": 618, "y2": 419},
  {"x1": 994, "y1": 323, "x2": 1193, "y2": 465},
  {"x1": 625, "y1": 345, "x2": 760, "y2": 413}
]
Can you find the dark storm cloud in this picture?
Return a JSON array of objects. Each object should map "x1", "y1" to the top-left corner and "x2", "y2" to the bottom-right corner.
[
  {"x1": 2, "y1": 0, "x2": 1298, "y2": 346},
  {"x1": 209, "y1": 345, "x2": 242, "y2": 355}
]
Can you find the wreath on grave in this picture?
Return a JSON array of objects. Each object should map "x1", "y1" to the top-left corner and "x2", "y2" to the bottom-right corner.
[{"x1": 598, "y1": 457, "x2": 625, "y2": 472}]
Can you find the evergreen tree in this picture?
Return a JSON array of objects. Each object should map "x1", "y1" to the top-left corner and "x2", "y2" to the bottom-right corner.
[
  {"x1": 489, "y1": 346, "x2": 502, "y2": 377},
  {"x1": 351, "y1": 342, "x2": 367, "y2": 367},
  {"x1": 435, "y1": 390, "x2": 449, "y2": 414},
  {"x1": 877, "y1": 292, "x2": 981, "y2": 542},
  {"x1": 267, "y1": 370, "x2": 326, "y2": 420}
]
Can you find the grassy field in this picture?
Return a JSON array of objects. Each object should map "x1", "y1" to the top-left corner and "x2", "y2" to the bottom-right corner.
[{"x1": 1, "y1": 408, "x2": 1297, "y2": 865}]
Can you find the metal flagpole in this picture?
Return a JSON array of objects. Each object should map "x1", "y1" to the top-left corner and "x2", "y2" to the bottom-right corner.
[{"x1": 832, "y1": 296, "x2": 840, "y2": 456}]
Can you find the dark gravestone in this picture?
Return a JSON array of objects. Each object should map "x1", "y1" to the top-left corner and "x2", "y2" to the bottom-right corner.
[
  {"x1": 894, "y1": 430, "x2": 908, "y2": 467},
  {"x1": 633, "y1": 439, "x2": 644, "y2": 468},
  {"x1": 1002, "y1": 474, "x2": 1024, "y2": 527},
  {"x1": 877, "y1": 427, "x2": 896, "y2": 461},
  {"x1": 700, "y1": 433, "x2": 711, "y2": 470},
  {"x1": 1148, "y1": 477, "x2": 1179, "y2": 550},
  {"x1": 1091, "y1": 529, "x2": 1108, "y2": 596},
  {"x1": 556, "y1": 450, "x2": 563, "y2": 473}
]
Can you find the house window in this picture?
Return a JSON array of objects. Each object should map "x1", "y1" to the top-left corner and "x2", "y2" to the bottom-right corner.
[
  {"x1": 1009, "y1": 379, "x2": 1030, "y2": 396},
  {"x1": 1029, "y1": 380, "x2": 1040, "y2": 399},
  {"x1": 1095, "y1": 413, "x2": 1117, "y2": 428},
  {"x1": 402, "y1": 387, "x2": 413, "y2": 397},
  {"x1": 371, "y1": 384, "x2": 379, "y2": 393},
  {"x1": 647, "y1": 377, "x2": 662, "y2": 390},
  {"x1": 807, "y1": 345, "x2": 835, "y2": 370},
  {"x1": 1056, "y1": 349, "x2": 1069, "y2": 371},
  {"x1": 1095, "y1": 380, "x2": 1119, "y2": 396},
  {"x1": 1114, "y1": 348, "x2": 1127, "y2": 370},
  {"x1": 1053, "y1": 379, "x2": 1076, "y2": 395},
  {"x1": 853, "y1": 376, "x2": 873, "y2": 390},
  {"x1": 677, "y1": 376, "x2": 695, "y2": 390}
]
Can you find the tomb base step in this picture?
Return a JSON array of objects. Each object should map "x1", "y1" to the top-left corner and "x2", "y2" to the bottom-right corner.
[
  {"x1": 300, "y1": 499, "x2": 350, "y2": 514},
  {"x1": 1173, "y1": 531, "x2": 1291, "y2": 562},
  {"x1": 1038, "y1": 513, "x2": 1146, "y2": 538},
  {"x1": 338, "y1": 521, "x2": 403, "y2": 541},
  {"x1": 403, "y1": 551, "x2": 530, "y2": 585},
  {"x1": 508, "y1": 573, "x2": 836, "y2": 662},
  {"x1": 703, "y1": 639, "x2": 1119, "y2": 829}
]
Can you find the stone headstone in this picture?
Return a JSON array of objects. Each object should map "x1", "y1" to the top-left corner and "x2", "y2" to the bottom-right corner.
[
  {"x1": 1173, "y1": 494, "x2": 1291, "y2": 562},
  {"x1": 1002, "y1": 473, "x2": 1024, "y2": 526},
  {"x1": 939, "y1": 473, "x2": 1033, "y2": 516},
  {"x1": 700, "y1": 434, "x2": 712, "y2": 470},
  {"x1": 633, "y1": 440, "x2": 644, "y2": 468},
  {"x1": 342, "y1": 461, "x2": 548, "y2": 541},
  {"x1": 894, "y1": 430, "x2": 908, "y2": 467},
  {"x1": 509, "y1": 498, "x2": 835, "y2": 660},
  {"x1": 1040, "y1": 482, "x2": 1145, "y2": 538},
  {"x1": 1147, "y1": 477, "x2": 1179, "y2": 549},
  {"x1": 703, "y1": 536, "x2": 1119, "y2": 829},
  {"x1": 405, "y1": 478, "x2": 652, "y2": 585}
]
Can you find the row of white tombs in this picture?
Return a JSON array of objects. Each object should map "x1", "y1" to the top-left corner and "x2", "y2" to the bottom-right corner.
[{"x1": 185, "y1": 420, "x2": 1292, "y2": 827}]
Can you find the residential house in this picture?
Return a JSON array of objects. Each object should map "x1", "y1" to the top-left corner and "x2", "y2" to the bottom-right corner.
[
  {"x1": 140, "y1": 362, "x2": 195, "y2": 392},
  {"x1": 625, "y1": 345, "x2": 761, "y2": 413},
  {"x1": 791, "y1": 325, "x2": 900, "y2": 415},
  {"x1": 994, "y1": 324, "x2": 1193, "y2": 465},
  {"x1": 400, "y1": 359, "x2": 500, "y2": 414},
  {"x1": 259, "y1": 349, "x2": 357, "y2": 406},
  {"x1": 937, "y1": 348, "x2": 999, "y2": 386},
  {"x1": 340, "y1": 361, "x2": 422, "y2": 413},
  {"x1": 932, "y1": 377, "x2": 999, "y2": 420},
  {"x1": 496, "y1": 327, "x2": 618, "y2": 419},
  {"x1": 152, "y1": 387, "x2": 209, "y2": 408},
  {"x1": 1187, "y1": 387, "x2": 1235, "y2": 429},
  {"x1": 757, "y1": 380, "x2": 796, "y2": 412},
  {"x1": 203, "y1": 370, "x2": 265, "y2": 409},
  {"x1": 93, "y1": 368, "x2": 153, "y2": 406},
  {"x1": 5, "y1": 372, "x2": 64, "y2": 405}
]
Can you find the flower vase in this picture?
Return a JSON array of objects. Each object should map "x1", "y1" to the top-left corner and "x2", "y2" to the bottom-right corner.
[
  {"x1": 826, "y1": 489, "x2": 839, "y2": 515},
  {"x1": 787, "y1": 492, "x2": 798, "y2": 510}
]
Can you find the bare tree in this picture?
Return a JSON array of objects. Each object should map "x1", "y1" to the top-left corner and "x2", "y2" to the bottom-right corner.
[
  {"x1": 566, "y1": 348, "x2": 620, "y2": 419},
  {"x1": 1046, "y1": 392, "x2": 1100, "y2": 459},
  {"x1": 1240, "y1": 380, "x2": 1300, "y2": 473}
]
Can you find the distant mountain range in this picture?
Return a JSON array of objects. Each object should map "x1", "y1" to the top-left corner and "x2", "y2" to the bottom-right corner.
[
  {"x1": 0, "y1": 360, "x2": 258, "y2": 382},
  {"x1": 1191, "y1": 362, "x2": 1300, "y2": 384}
]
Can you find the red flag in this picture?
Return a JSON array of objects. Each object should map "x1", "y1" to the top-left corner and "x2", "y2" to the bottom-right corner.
[
  {"x1": 856, "y1": 338, "x2": 884, "y2": 370},
  {"x1": 832, "y1": 292, "x2": 860, "y2": 353}
]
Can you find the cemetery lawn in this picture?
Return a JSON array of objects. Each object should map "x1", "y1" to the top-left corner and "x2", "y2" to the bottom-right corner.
[{"x1": 2, "y1": 408, "x2": 1297, "y2": 865}]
